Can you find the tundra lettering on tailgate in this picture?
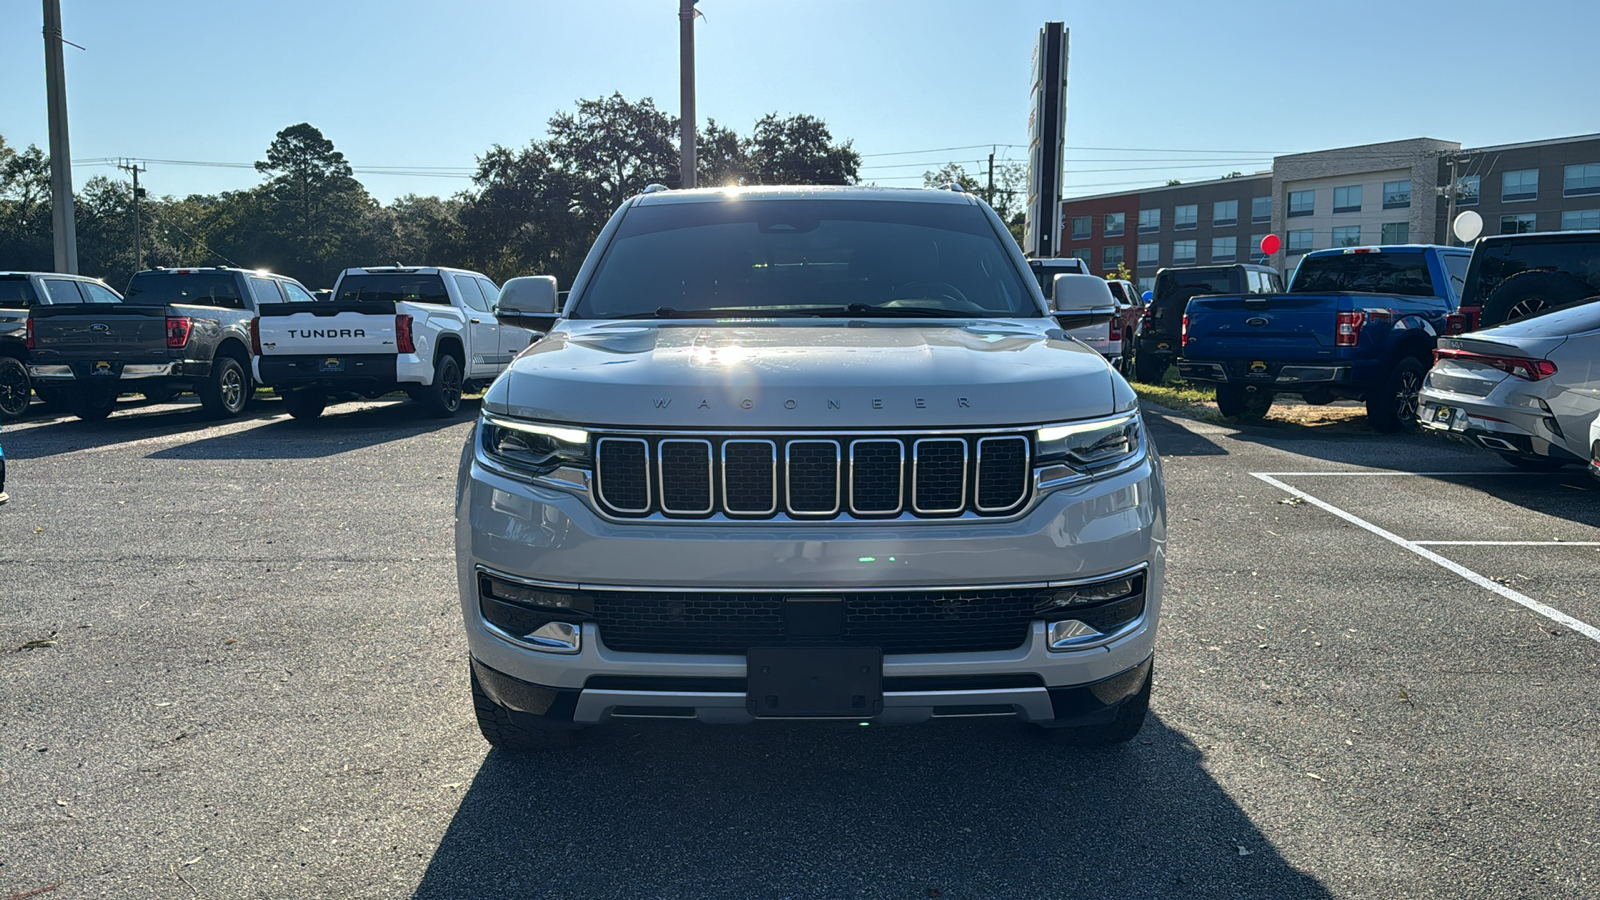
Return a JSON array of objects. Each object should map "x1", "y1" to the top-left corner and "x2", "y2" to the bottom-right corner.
[{"x1": 287, "y1": 328, "x2": 367, "y2": 339}]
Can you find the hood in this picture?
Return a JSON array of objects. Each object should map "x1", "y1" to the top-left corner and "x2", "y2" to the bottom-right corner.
[{"x1": 483, "y1": 320, "x2": 1122, "y2": 428}]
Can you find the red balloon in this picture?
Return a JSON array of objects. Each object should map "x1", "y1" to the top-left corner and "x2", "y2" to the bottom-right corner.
[{"x1": 1259, "y1": 234, "x2": 1281, "y2": 256}]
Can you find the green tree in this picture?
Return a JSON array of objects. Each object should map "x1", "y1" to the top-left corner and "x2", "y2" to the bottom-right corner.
[
  {"x1": 696, "y1": 119, "x2": 749, "y2": 187},
  {"x1": 254, "y1": 122, "x2": 374, "y2": 283},
  {"x1": 744, "y1": 113, "x2": 859, "y2": 185},
  {"x1": 547, "y1": 93, "x2": 678, "y2": 218},
  {"x1": 0, "y1": 137, "x2": 53, "y2": 271},
  {"x1": 922, "y1": 162, "x2": 981, "y2": 193}
]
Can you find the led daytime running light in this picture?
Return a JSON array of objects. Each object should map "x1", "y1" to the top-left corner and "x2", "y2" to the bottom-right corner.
[
  {"x1": 484, "y1": 415, "x2": 588, "y2": 445},
  {"x1": 1037, "y1": 412, "x2": 1139, "y2": 443}
]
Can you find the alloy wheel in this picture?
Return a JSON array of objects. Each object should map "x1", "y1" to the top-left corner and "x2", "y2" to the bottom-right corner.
[
  {"x1": 1506, "y1": 297, "x2": 1550, "y2": 321},
  {"x1": 0, "y1": 360, "x2": 28, "y2": 418},
  {"x1": 1396, "y1": 369, "x2": 1422, "y2": 423},
  {"x1": 221, "y1": 366, "x2": 245, "y2": 411}
]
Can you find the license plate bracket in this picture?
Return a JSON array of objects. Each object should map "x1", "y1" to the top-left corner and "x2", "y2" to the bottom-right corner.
[
  {"x1": 318, "y1": 357, "x2": 345, "y2": 373},
  {"x1": 746, "y1": 646, "x2": 883, "y2": 718}
]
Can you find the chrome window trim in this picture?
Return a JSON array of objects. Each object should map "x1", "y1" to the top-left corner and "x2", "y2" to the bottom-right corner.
[
  {"x1": 474, "y1": 562, "x2": 1149, "y2": 594},
  {"x1": 973, "y1": 435, "x2": 1031, "y2": 513},
  {"x1": 911, "y1": 437, "x2": 969, "y2": 515},
  {"x1": 785, "y1": 439, "x2": 841, "y2": 516},
  {"x1": 595, "y1": 436, "x2": 651, "y2": 514},
  {"x1": 657, "y1": 439, "x2": 715, "y2": 516},
  {"x1": 720, "y1": 439, "x2": 778, "y2": 516},
  {"x1": 848, "y1": 438, "x2": 904, "y2": 516}
]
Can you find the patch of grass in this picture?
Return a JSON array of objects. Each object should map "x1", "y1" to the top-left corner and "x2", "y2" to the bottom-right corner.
[
  {"x1": 1129, "y1": 367, "x2": 1227, "y2": 422},
  {"x1": 1129, "y1": 367, "x2": 1374, "y2": 433}
]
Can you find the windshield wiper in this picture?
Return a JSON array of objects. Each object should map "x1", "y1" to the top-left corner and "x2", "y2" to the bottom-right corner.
[
  {"x1": 610, "y1": 306, "x2": 824, "y2": 319},
  {"x1": 844, "y1": 303, "x2": 976, "y2": 318}
]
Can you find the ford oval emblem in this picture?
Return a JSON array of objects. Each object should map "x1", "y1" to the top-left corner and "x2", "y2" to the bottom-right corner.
[
  {"x1": 90, "y1": 322, "x2": 111, "y2": 332},
  {"x1": 1246, "y1": 316, "x2": 1269, "y2": 327}
]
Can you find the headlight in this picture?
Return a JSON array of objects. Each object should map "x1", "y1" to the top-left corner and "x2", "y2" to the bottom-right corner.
[
  {"x1": 480, "y1": 414, "x2": 590, "y2": 476},
  {"x1": 1036, "y1": 411, "x2": 1144, "y2": 473}
]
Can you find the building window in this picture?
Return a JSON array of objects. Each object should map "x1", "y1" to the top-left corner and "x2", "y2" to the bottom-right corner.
[
  {"x1": 1382, "y1": 180, "x2": 1411, "y2": 209},
  {"x1": 1502, "y1": 169, "x2": 1538, "y2": 202},
  {"x1": 1380, "y1": 222, "x2": 1410, "y2": 244},
  {"x1": 1212, "y1": 200, "x2": 1238, "y2": 227},
  {"x1": 1071, "y1": 248, "x2": 1092, "y2": 262},
  {"x1": 1561, "y1": 209, "x2": 1600, "y2": 231},
  {"x1": 1249, "y1": 234, "x2": 1268, "y2": 257},
  {"x1": 1500, "y1": 213, "x2": 1537, "y2": 235},
  {"x1": 1103, "y1": 212, "x2": 1125, "y2": 237},
  {"x1": 1136, "y1": 276, "x2": 1155, "y2": 294},
  {"x1": 1251, "y1": 196, "x2": 1271, "y2": 223},
  {"x1": 1333, "y1": 225, "x2": 1362, "y2": 247},
  {"x1": 1138, "y1": 208, "x2": 1160, "y2": 233},
  {"x1": 1211, "y1": 236, "x2": 1237, "y2": 262},
  {"x1": 1174, "y1": 205, "x2": 1198, "y2": 230},
  {"x1": 1456, "y1": 175, "x2": 1480, "y2": 206},
  {"x1": 1287, "y1": 230, "x2": 1314, "y2": 254},
  {"x1": 1172, "y1": 240, "x2": 1197, "y2": 265},
  {"x1": 1137, "y1": 242, "x2": 1160, "y2": 267},
  {"x1": 1288, "y1": 190, "x2": 1314, "y2": 217},
  {"x1": 1102, "y1": 244, "x2": 1125, "y2": 269},
  {"x1": 1563, "y1": 163, "x2": 1600, "y2": 197},
  {"x1": 1333, "y1": 185, "x2": 1362, "y2": 214},
  {"x1": 1070, "y1": 216, "x2": 1092, "y2": 241}
]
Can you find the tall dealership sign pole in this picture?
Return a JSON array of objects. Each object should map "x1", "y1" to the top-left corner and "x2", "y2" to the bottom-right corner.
[
  {"x1": 678, "y1": 0, "x2": 697, "y2": 189},
  {"x1": 43, "y1": 0, "x2": 79, "y2": 273},
  {"x1": 1025, "y1": 22, "x2": 1067, "y2": 259}
]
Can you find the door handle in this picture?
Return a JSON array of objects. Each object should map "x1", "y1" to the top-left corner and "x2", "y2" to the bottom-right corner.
[{"x1": 470, "y1": 318, "x2": 481, "y2": 324}]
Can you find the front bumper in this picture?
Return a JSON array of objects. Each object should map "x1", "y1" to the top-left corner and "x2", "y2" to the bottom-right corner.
[{"x1": 456, "y1": 436, "x2": 1166, "y2": 725}]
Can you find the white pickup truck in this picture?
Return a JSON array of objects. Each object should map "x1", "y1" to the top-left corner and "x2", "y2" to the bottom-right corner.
[{"x1": 252, "y1": 266, "x2": 536, "y2": 419}]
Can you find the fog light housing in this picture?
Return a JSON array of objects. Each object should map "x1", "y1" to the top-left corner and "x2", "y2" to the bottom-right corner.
[
  {"x1": 478, "y1": 571, "x2": 590, "y2": 653},
  {"x1": 522, "y1": 621, "x2": 581, "y2": 653},
  {"x1": 1038, "y1": 571, "x2": 1147, "y2": 650},
  {"x1": 480, "y1": 574, "x2": 593, "y2": 613},
  {"x1": 1049, "y1": 619, "x2": 1103, "y2": 649}
]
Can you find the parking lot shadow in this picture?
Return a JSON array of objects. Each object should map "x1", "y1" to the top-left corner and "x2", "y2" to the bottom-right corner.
[
  {"x1": 414, "y1": 715, "x2": 1328, "y2": 899},
  {"x1": 1142, "y1": 407, "x2": 1228, "y2": 457},
  {"x1": 4, "y1": 397, "x2": 283, "y2": 459},
  {"x1": 140, "y1": 398, "x2": 480, "y2": 460}
]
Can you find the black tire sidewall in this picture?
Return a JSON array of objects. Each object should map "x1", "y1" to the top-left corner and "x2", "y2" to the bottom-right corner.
[
  {"x1": 201, "y1": 356, "x2": 250, "y2": 418},
  {"x1": 1480, "y1": 272, "x2": 1594, "y2": 326},
  {"x1": 1366, "y1": 357, "x2": 1426, "y2": 433},
  {"x1": 0, "y1": 356, "x2": 30, "y2": 420}
]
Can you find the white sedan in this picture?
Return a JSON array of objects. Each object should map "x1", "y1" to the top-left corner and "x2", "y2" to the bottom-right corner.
[{"x1": 1419, "y1": 301, "x2": 1600, "y2": 470}]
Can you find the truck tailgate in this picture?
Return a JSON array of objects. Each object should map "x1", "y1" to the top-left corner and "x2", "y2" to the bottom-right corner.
[
  {"x1": 1183, "y1": 293, "x2": 1342, "y2": 358},
  {"x1": 28, "y1": 305, "x2": 171, "y2": 363},
  {"x1": 256, "y1": 302, "x2": 399, "y2": 356}
]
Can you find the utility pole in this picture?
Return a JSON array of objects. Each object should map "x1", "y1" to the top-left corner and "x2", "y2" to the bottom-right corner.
[
  {"x1": 678, "y1": 0, "x2": 697, "y2": 189},
  {"x1": 117, "y1": 159, "x2": 147, "y2": 270},
  {"x1": 987, "y1": 149, "x2": 995, "y2": 208},
  {"x1": 42, "y1": 0, "x2": 78, "y2": 273}
]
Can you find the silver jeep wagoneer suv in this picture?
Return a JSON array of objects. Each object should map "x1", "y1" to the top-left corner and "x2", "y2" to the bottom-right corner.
[{"x1": 455, "y1": 186, "x2": 1166, "y2": 749}]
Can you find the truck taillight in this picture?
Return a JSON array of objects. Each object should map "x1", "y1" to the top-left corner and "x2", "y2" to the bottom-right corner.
[
  {"x1": 396, "y1": 314, "x2": 415, "y2": 354},
  {"x1": 166, "y1": 316, "x2": 193, "y2": 349},
  {"x1": 1109, "y1": 311, "x2": 1123, "y2": 341},
  {"x1": 26, "y1": 317, "x2": 34, "y2": 350},
  {"x1": 1335, "y1": 311, "x2": 1365, "y2": 347},
  {"x1": 250, "y1": 317, "x2": 261, "y2": 355},
  {"x1": 1181, "y1": 313, "x2": 1189, "y2": 347},
  {"x1": 1444, "y1": 313, "x2": 1469, "y2": 336}
]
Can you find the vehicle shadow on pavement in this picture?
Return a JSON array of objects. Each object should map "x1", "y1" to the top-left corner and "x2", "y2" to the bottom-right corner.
[
  {"x1": 413, "y1": 715, "x2": 1329, "y2": 900},
  {"x1": 1142, "y1": 408, "x2": 1229, "y2": 457},
  {"x1": 3, "y1": 397, "x2": 286, "y2": 459},
  {"x1": 138, "y1": 399, "x2": 480, "y2": 460}
]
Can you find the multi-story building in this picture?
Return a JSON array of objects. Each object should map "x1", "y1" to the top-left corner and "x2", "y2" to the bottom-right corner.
[{"x1": 1058, "y1": 132, "x2": 1600, "y2": 290}]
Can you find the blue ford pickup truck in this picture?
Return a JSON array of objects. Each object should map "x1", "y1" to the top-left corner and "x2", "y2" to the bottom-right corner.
[{"x1": 1178, "y1": 245, "x2": 1473, "y2": 431}]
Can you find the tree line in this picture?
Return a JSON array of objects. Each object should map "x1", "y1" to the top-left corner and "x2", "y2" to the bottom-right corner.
[{"x1": 0, "y1": 94, "x2": 871, "y2": 291}]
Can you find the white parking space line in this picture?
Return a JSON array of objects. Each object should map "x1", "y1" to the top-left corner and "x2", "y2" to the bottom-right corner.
[
  {"x1": 1251, "y1": 472, "x2": 1600, "y2": 645},
  {"x1": 1413, "y1": 541, "x2": 1600, "y2": 547},
  {"x1": 1255, "y1": 471, "x2": 1550, "y2": 477}
]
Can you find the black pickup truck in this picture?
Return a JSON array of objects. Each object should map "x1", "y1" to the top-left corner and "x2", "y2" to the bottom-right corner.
[
  {"x1": 26, "y1": 267, "x2": 317, "y2": 421},
  {"x1": 0, "y1": 272, "x2": 128, "y2": 420}
]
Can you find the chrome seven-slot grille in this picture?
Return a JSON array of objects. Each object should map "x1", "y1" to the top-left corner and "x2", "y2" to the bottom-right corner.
[{"x1": 594, "y1": 432, "x2": 1032, "y2": 519}]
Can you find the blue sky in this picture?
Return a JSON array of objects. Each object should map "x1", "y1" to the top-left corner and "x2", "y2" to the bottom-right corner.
[{"x1": 2, "y1": 0, "x2": 1596, "y2": 203}]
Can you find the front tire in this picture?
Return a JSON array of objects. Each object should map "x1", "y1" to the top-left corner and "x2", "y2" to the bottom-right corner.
[
  {"x1": 1365, "y1": 357, "x2": 1426, "y2": 434},
  {"x1": 1216, "y1": 384, "x2": 1272, "y2": 419},
  {"x1": 0, "y1": 356, "x2": 31, "y2": 420},
  {"x1": 68, "y1": 387, "x2": 118, "y2": 422},
  {"x1": 281, "y1": 388, "x2": 327, "y2": 420},
  {"x1": 416, "y1": 354, "x2": 463, "y2": 417},
  {"x1": 199, "y1": 355, "x2": 250, "y2": 419},
  {"x1": 471, "y1": 666, "x2": 576, "y2": 752}
]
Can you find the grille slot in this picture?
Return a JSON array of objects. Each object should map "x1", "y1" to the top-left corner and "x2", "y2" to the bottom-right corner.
[
  {"x1": 721, "y1": 440, "x2": 777, "y2": 515},
  {"x1": 595, "y1": 438, "x2": 650, "y2": 513},
  {"x1": 591, "y1": 432, "x2": 1035, "y2": 519},
  {"x1": 975, "y1": 436, "x2": 1029, "y2": 512},
  {"x1": 658, "y1": 440, "x2": 713, "y2": 515},
  {"x1": 912, "y1": 438, "x2": 968, "y2": 514},
  {"x1": 849, "y1": 440, "x2": 904, "y2": 515},
  {"x1": 786, "y1": 440, "x2": 842, "y2": 516},
  {"x1": 592, "y1": 588, "x2": 1042, "y2": 655}
]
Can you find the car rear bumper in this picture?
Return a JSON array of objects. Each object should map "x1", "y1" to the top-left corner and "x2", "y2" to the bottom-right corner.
[
  {"x1": 1418, "y1": 391, "x2": 1584, "y2": 462},
  {"x1": 28, "y1": 360, "x2": 201, "y2": 382},
  {"x1": 1178, "y1": 360, "x2": 1353, "y2": 386}
]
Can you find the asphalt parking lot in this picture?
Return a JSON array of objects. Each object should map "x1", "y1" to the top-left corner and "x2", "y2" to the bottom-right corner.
[{"x1": 2, "y1": 395, "x2": 1597, "y2": 899}]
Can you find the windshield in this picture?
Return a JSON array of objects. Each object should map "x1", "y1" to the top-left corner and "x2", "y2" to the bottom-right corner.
[
  {"x1": 1154, "y1": 268, "x2": 1234, "y2": 302},
  {"x1": 1463, "y1": 237, "x2": 1600, "y2": 308},
  {"x1": 124, "y1": 272, "x2": 245, "y2": 308},
  {"x1": 335, "y1": 274, "x2": 452, "y2": 304},
  {"x1": 571, "y1": 199, "x2": 1039, "y2": 319},
  {"x1": 1289, "y1": 253, "x2": 1437, "y2": 297}
]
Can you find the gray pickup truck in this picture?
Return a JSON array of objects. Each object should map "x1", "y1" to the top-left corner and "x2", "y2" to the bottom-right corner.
[
  {"x1": 0, "y1": 272, "x2": 129, "y2": 420},
  {"x1": 27, "y1": 267, "x2": 317, "y2": 421}
]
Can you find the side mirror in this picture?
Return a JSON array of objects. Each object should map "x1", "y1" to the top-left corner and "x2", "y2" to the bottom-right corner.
[
  {"x1": 496, "y1": 275, "x2": 560, "y2": 334},
  {"x1": 1050, "y1": 273, "x2": 1115, "y2": 314}
]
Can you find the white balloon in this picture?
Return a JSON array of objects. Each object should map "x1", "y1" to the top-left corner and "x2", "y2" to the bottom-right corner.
[{"x1": 1453, "y1": 210, "x2": 1483, "y2": 243}]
